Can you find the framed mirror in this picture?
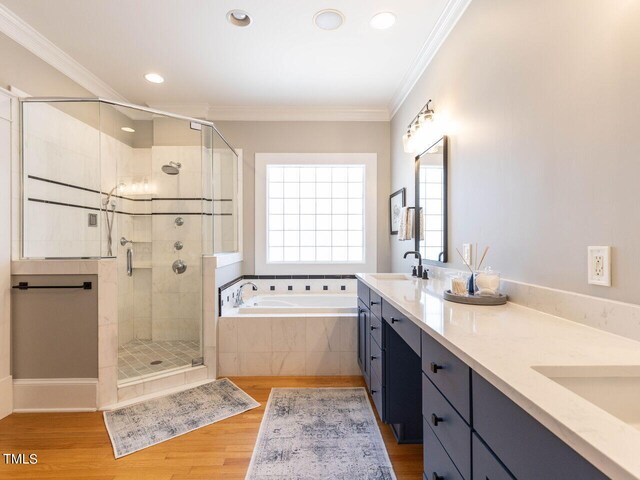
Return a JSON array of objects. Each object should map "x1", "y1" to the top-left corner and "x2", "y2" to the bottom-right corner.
[{"x1": 415, "y1": 135, "x2": 448, "y2": 264}]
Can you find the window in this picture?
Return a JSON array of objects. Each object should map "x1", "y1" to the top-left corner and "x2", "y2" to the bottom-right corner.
[
  {"x1": 419, "y1": 164, "x2": 444, "y2": 260},
  {"x1": 255, "y1": 153, "x2": 377, "y2": 275},
  {"x1": 267, "y1": 165, "x2": 365, "y2": 263}
]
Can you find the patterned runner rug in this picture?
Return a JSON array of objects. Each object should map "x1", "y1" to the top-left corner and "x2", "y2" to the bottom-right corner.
[
  {"x1": 246, "y1": 387, "x2": 396, "y2": 479},
  {"x1": 104, "y1": 378, "x2": 259, "y2": 458}
]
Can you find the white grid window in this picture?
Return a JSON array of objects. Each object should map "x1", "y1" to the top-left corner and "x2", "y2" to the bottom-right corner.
[
  {"x1": 267, "y1": 165, "x2": 365, "y2": 263},
  {"x1": 419, "y1": 164, "x2": 444, "y2": 260}
]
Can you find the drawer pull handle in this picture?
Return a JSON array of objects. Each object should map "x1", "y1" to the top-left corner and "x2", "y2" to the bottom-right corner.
[
  {"x1": 390, "y1": 317, "x2": 399, "y2": 323},
  {"x1": 370, "y1": 325, "x2": 377, "y2": 331},
  {"x1": 371, "y1": 389, "x2": 377, "y2": 394},
  {"x1": 430, "y1": 362, "x2": 443, "y2": 373},
  {"x1": 370, "y1": 301, "x2": 380, "y2": 306},
  {"x1": 431, "y1": 474, "x2": 444, "y2": 480},
  {"x1": 431, "y1": 413, "x2": 444, "y2": 426}
]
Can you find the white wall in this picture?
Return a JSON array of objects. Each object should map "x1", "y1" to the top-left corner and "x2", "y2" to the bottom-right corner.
[
  {"x1": 0, "y1": 89, "x2": 13, "y2": 418},
  {"x1": 390, "y1": 0, "x2": 640, "y2": 305}
]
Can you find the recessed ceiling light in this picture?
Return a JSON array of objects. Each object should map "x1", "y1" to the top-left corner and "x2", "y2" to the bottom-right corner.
[
  {"x1": 370, "y1": 12, "x2": 396, "y2": 29},
  {"x1": 227, "y1": 9, "x2": 251, "y2": 27},
  {"x1": 314, "y1": 9, "x2": 344, "y2": 30},
  {"x1": 121, "y1": 127, "x2": 135, "y2": 133},
  {"x1": 144, "y1": 73, "x2": 164, "y2": 84}
]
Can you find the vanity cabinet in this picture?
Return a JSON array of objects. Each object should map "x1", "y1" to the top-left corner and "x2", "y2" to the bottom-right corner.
[
  {"x1": 357, "y1": 278, "x2": 608, "y2": 480},
  {"x1": 472, "y1": 372, "x2": 607, "y2": 480},
  {"x1": 357, "y1": 281, "x2": 422, "y2": 443}
]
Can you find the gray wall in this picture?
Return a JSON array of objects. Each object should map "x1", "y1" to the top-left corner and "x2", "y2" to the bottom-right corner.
[
  {"x1": 216, "y1": 120, "x2": 391, "y2": 275},
  {"x1": 391, "y1": 0, "x2": 640, "y2": 304}
]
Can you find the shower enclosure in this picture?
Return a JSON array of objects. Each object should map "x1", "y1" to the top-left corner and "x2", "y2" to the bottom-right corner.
[{"x1": 20, "y1": 98, "x2": 237, "y2": 384}]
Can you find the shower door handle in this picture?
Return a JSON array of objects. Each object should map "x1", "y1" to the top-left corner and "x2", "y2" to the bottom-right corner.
[{"x1": 126, "y1": 248, "x2": 133, "y2": 277}]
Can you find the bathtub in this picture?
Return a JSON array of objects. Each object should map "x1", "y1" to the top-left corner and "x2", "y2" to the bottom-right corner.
[
  {"x1": 237, "y1": 294, "x2": 357, "y2": 315},
  {"x1": 218, "y1": 292, "x2": 359, "y2": 376}
]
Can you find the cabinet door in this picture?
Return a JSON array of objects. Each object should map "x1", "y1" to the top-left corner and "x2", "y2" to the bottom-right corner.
[{"x1": 385, "y1": 323, "x2": 422, "y2": 443}]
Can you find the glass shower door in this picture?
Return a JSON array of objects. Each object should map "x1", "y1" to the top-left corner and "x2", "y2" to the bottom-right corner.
[{"x1": 103, "y1": 103, "x2": 205, "y2": 383}]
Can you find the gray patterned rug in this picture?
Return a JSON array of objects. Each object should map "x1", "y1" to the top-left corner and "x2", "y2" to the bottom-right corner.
[
  {"x1": 246, "y1": 388, "x2": 396, "y2": 480},
  {"x1": 104, "y1": 378, "x2": 259, "y2": 458}
]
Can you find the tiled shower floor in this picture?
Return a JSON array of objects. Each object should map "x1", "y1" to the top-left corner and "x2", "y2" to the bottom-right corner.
[{"x1": 118, "y1": 339, "x2": 201, "y2": 381}]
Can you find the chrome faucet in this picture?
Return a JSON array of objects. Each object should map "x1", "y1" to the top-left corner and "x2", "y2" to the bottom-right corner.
[
  {"x1": 234, "y1": 282, "x2": 258, "y2": 307},
  {"x1": 403, "y1": 250, "x2": 423, "y2": 278}
]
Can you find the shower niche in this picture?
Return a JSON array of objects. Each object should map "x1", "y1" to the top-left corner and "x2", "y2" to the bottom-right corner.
[{"x1": 20, "y1": 99, "x2": 238, "y2": 385}]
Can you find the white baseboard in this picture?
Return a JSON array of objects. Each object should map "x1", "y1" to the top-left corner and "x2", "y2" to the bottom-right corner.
[
  {"x1": 13, "y1": 378, "x2": 98, "y2": 412},
  {"x1": 0, "y1": 375, "x2": 13, "y2": 419}
]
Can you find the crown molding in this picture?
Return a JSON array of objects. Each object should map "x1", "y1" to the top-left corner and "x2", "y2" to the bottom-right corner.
[
  {"x1": 150, "y1": 104, "x2": 390, "y2": 122},
  {"x1": 207, "y1": 105, "x2": 389, "y2": 122},
  {"x1": 0, "y1": 4, "x2": 128, "y2": 102},
  {"x1": 387, "y1": 0, "x2": 472, "y2": 119}
]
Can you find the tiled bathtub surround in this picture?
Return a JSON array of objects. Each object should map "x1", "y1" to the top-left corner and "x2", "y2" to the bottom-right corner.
[
  {"x1": 219, "y1": 276, "x2": 357, "y2": 313},
  {"x1": 218, "y1": 316, "x2": 358, "y2": 376},
  {"x1": 427, "y1": 265, "x2": 640, "y2": 343}
]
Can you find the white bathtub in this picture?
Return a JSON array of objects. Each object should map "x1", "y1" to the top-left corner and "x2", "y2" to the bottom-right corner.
[{"x1": 236, "y1": 294, "x2": 357, "y2": 315}]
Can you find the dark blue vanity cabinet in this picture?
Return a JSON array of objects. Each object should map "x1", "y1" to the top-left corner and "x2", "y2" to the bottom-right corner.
[
  {"x1": 357, "y1": 280, "x2": 608, "y2": 480},
  {"x1": 357, "y1": 281, "x2": 423, "y2": 443}
]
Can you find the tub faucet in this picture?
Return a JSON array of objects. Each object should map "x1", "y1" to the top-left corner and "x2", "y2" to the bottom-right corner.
[
  {"x1": 234, "y1": 282, "x2": 258, "y2": 307},
  {"x1": 404, "y1": 251, "x2": 423, "y2": 278}
]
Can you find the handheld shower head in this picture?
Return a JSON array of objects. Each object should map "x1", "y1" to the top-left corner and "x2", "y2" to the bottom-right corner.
[{"x1": 162, "y1": 162, "x2": 182, "y2": 175}]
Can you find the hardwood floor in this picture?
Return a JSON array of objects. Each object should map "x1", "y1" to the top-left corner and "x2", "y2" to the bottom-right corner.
[{"x1": 0, "y1": 376, "x2": 423, "y2": 479}]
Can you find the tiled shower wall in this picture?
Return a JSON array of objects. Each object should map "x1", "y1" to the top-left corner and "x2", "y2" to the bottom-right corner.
[
  {"x1": 149, "y1": 146, "x2": 204, "y2": 342},
  {"x1": 21, "y1": 104, "x2": 211, "y2": 346},
  {"x1": 22, "y1": 103, "x2": 103, "y2": 258}
]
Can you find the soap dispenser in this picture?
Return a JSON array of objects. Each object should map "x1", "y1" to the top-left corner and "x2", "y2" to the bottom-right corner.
[{"x1": 411, "y1": 266, "x2": 417, "y2": 277}]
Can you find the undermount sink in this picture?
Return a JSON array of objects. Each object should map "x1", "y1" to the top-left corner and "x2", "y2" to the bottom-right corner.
[
  {"x1": 533, "y1": 365, "x2": 640, "y2": 431},
  {"x1": 370, "y1": 273, "x2": 414, "y2": 281}
]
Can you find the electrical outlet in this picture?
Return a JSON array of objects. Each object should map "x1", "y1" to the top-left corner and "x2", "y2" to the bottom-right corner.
[
  {"x1": 588, "y1": 246, "x2": 611, "y2": 286},
  {"x1": 462, "y1": 243, "x2": 472, "y2": 265}
]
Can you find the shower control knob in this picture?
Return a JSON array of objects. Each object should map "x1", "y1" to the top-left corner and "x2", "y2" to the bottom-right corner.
[
  {"x1": 174, "y1": 241, "x2": 184, "y2": 251},
  {"x1": 174, "y1": 217, "x2": 184, "y2": 227},
  {"x1": 172, "y1": 259, "x2": 187, "y2": 275}
]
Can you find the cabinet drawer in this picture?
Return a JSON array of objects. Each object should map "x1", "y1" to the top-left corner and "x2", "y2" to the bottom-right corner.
[
  {"x1": 357, "y1": 280, "x2": 370, "y2": 306},
  {"x1": 369, "y1": 290, "x2": 382, "y2": 320},
  {"x1": 422, "y1": 331, "x2": 470, "y2": 422},
  {"x1": 423, "y1": 418, "x2": 464, "y2": 480},
  {"x1": 370, "y1": 335, "x2": 383, "y2": 381},
  {"x1": 370, "y1": 369, "x2": 384, "y2": 420},
  {"x1": 383, "y1": 302, "x2": 420, "y2": 355},
  {"x1": 423, "y1": 374, "x2": 470, "y2": 479},
  {"x1": 472, "y1": 433, "x2": 514, "y2": 480},
  {"x1": 370, "y1": 310, "x2": 382, "y2": 347},
  {"x1": 472, "y1": 372, "x2": 607, "y2": 480}
]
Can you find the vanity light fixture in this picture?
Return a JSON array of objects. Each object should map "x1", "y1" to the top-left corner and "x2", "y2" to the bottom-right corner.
[
  {"x1": 314, "y1": 9, "x2": 344, "y2": 30},
  {"x1": 227, "y1": 9, "x2": 252, "y2": 27},
  {"x1": 402, "y1": 99, "x2": 439, "y2": 154},
  {"x1": 370, "y1": 12, "x2": 396, "y2": 29},
  {"x1": 144, "y1": 73, "x2": 164, "y2": 84},
  {"x1": 121, "y1": 127, "x2": 135, "y2": 133}
]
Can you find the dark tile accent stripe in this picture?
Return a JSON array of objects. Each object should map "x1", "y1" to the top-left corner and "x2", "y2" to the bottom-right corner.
[
  {"x1": 27, "y1": 174, "x2": 224, "y2": 203},
  {"x1": 28, "y1": 197, "x2": 101, "y2": 211},
  {"x1": 28, "y1": 198, "x2": 215, "y2": 216}
]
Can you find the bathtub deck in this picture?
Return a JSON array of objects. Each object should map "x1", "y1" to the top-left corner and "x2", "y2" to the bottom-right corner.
[{"x1": 0, "y1": 376, "x2": 423, "y2": 480}]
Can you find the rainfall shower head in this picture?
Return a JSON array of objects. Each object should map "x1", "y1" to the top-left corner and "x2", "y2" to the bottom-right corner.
[{"x1": 162, "y1": 162, "x2": 182, "y2": 175}]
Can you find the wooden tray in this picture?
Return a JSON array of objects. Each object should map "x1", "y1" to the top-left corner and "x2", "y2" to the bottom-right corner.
[{"x1": 443, "y1": 289, "x2": 507, "y2": 306}]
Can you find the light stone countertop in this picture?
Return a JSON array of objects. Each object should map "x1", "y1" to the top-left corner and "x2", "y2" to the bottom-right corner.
[{"x1": 357, "y1": 273, "x2": 640, "y2": 480}]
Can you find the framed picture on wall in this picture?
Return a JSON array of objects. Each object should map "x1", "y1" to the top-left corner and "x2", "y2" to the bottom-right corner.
[{"x1": 389, "y1": 188, "x2": 406, "y2": 235}]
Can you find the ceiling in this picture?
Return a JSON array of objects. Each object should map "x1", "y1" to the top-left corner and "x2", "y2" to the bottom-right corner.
[{"x1": 0, "y1": 0, "x2": 462, "y2": 119}]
